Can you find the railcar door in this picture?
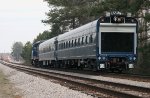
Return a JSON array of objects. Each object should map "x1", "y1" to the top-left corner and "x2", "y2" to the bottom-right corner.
[{"x1": 54, "y1": 38, "x2": 58, "y2": 61}]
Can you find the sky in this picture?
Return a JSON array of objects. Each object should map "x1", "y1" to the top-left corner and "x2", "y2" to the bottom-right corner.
[{"x1": 0, "y1": 0, "x2": 50, "y2": 53}]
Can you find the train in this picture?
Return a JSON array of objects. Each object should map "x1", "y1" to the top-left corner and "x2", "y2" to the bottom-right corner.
[{"x1": 31, "y1": 11, "x2": 138, "y2": 72}]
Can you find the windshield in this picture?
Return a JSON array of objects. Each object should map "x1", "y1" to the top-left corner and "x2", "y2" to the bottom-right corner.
[{"x1": 101, "y1": 32, "x2": 134, "y2": 53}]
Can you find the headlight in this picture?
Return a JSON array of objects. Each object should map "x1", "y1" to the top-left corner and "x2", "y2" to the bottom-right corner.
[
  {"x1": 128, "y1": 64, "x2": 134, "y2": 68},
  {"x1": 100, "y1": 64, "x2": 105, "y2": 68},
  {"x1": 98, "y1": 57, "x2": 101, "y2": 60},
  {"x1": 129, "y1": 57, "x2": 132, "y2": 60},
  {"x1": 133, "y1": 57, "x2": 136, "y2": 60},
  {"x1": 102, "y1": 57, "x2": 106, "y2": 60}
]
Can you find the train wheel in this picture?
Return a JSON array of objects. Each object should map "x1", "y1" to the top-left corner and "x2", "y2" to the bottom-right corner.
[
  {"x1": 117, "y1": 69, "x2": 123, "y2": 73},
  {"x1": 110, "y1": 69, "x2": 114, "y2": 73}
]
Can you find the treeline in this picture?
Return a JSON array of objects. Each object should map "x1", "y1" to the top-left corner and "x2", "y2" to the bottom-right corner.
[
  {"x1": 34, "y1": 0, "x2": 150, "y2": 42},
  {"x1": 12, "y1": 0, "x2": 150, "y2": 74},
  {"x1": 11, "y1": 41, "x2": 32, "y2": 64},
  {"x1": 137, "y1": 43, "x2": 150, "y2": 75}
]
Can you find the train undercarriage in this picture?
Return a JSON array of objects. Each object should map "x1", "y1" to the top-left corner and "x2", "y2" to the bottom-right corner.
[{"x1": 32, "y1": 57, "x2": 134, "y2": 73}]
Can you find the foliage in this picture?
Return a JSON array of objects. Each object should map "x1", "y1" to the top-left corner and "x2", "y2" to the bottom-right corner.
[
  {"x1": 43, "y1": 0, "x2": 105, "y2": 33},
  {"x1": 33, "y1": 30, "x2": 52, "y2": 43},
  {"x1": 11, "y1": 42, "x2": 23, "y2": 61},
  {"x1": 137, "y1": 44, "x2": 150, "y2": 75},
  {"x1": 43, "y1": 0, "x2": 148, "y2": 34},
  {"x1": 144, "y1": 13, "x2": 150, "y2": 22},
  {"x1": 21, "y1": 41, "x2": 32, "y2": 64}
]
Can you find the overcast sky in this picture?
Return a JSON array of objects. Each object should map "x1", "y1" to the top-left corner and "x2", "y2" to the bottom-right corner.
[{"x1": 0, "y1": 0, "x2": 49, "y2": 53}]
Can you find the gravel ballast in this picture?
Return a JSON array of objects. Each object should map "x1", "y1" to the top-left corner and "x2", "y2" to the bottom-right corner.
[{"x1": 0, "y1": 63, "x2": 93, "y2": 98}]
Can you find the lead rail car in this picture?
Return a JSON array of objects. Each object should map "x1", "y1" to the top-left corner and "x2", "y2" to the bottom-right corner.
[{"x1": 32, "y1": 12, "x2": 138, "y2": 72}]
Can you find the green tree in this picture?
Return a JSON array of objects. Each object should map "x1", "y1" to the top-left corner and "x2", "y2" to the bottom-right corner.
[
  {"x1": 21, "y1": 41, "x2": 32, "y2": 64},
  {"x1": 11, "y1": 42, "x2": 23, "y2": 61},
  {"x1": 43, "y1": 0, "x2": 104, "y2": 34},
  {"x1": 33, "y1": 30, "x2": 52, "y2": 43},
  {"x1": 43, "y1": 0, "x2": 147, "y2": 34}
]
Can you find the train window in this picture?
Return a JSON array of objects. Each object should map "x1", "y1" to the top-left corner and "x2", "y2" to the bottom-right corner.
[
  {"x1": 59, "y1": 44, "x2": 60, "y2": 49},
  {"x1": 62, "y1": 43, "x2": 64, "y2": 49},
  {"x1": 58, "y1": 44, "x2": 60, "y2": 50},
  {"x1": 47, "y1": 47, "x2": 48, "y2": 52},
  {"x1": 72, "y1": 40, "x2": 74, "y2": 47},
  {"x1": 46, "y1": 47, "x2": 47, "y2": 52},
  {"x1": 81, "y1": 37, "x2": 84, "y2": 45},
  {"x1": 48, "y1": 46, "x2": 50, "y2": 52},
  {"x1": 53, "y1": 45, "x2": 55, "y2": 51},
  {"x1": 59, "y1": 44, "x2": 61, "y2": 49},
  {"x1": 49, "y1": 46, "x2": 51, "y2": 51},
  {"x1": 46, "y1": 47, "x2": 48, "y2": 52},
  {"x1": 43, "y1": 48, "x2": 44, "y2": 53},
  {"x1": 85, "y1": 36, "x2": 88, "y2": 44},
  {"x1": 64, "y1": 42, "x2": 65, "y2": 49},
  {"x1": 66, "y1": 41, "x2": 68, "y2": 48},
  {"x1": 69, "y1": 41, "x2": 70, "y2": 47},
  {"x1": 78, "y1": 38, "x2": 80, "y2": 46},
  {"x1": 94, "y1": 35, "x2": 96, "y2": 43},
  {"x1": 89, "y1": 34, "x2": 93, "y2": 43},
  {"x1": 75, "y1": 39, "x2": 77, "y2": 46},
  {"x1": 43, "y1": 48, "x2": 45, "y2": 53},
  {"x1": 51, "y1": 46, "x2": 52, "y2": 51},
  {"x1": 61, "y1": 43, "x2": 63, "y2": 49}
]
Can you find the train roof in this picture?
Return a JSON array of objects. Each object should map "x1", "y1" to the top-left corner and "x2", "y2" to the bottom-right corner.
[
  {"x1": 38, "y1": 19, "x2": 98, "y2": 47},
  {"x1": 32, "y1": 40, "x2": 45, "y2": 47},
  {"x1": 39, "y1": 37, "x2": 56, "y2": 48},
  {"x1": 57, "y1": 20, "x2": 98, "y2": 41}
]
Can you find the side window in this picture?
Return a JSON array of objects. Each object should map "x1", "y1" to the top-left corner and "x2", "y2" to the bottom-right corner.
[
  {"x1": 72, "y1": 40, "x2": 74, "y2": 47},
  {"x1": 85, "y1": 36, "x2": 88, "y2": 44},
  {"x1": 42, "y1": 48, "x2": 44, "y2": 53},
  {"x1": 49, "y1": 46, "x2": 51, "y2": 51},
  {"x1": 47, "y1": 46, "x2": 49, "y2": 52},
  {"x1": 81, "y1": 37, "x2": 84, "y2": 45},
  {"x1": 89, "y1": 34, "x2": 93, "y2": 43},
  {"x1": 59, "y1": 44, "x2": 61, "y2": 49},
  {"x1": 51, "y1": 46, "x2": 53, "y2": 51},
  {"x1": 64, "y1": 42, "x2": 66, "y2": 49},
  {"x1": 66, "y1": 41, "x2": 68, "y2": 48},
  {"x1": 43, "y1": 48, "x2": 45, "y2": 53},
  {"x1": 69, "y1": 41, "x2": 70, "y2": 48},
  {"x1": 61, "y1": 43, "x2": 63, "y2": 49},
  {"x1": 78, "y1": 38, "x2": 80, "y2": 46},
  {"x1": 74, "y1": 39, "x2": 77, "y2": 46},
  {"x1": 59, "y1": 43, "x2": 61, "y2": 49},
  {"x1": 94, "y1": 34, "x2": 96, "y2": 43},
  {"x1": 45, "y1": 47, "x2": 47, "y2": 52}
]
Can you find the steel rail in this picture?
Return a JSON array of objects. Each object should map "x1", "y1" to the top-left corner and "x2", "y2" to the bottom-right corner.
[{"x1": 1, "y1": 61, "x2": 150, "y2": 98}]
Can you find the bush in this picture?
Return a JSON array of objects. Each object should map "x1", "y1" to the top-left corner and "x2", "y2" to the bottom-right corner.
[{"x1": 136, "y1": 43, "x2": 150, "y2": 75}]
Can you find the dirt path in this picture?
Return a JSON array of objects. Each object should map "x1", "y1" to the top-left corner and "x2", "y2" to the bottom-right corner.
[{"x1": 0, "y1": 70, "x2": 21, "y2": 98}]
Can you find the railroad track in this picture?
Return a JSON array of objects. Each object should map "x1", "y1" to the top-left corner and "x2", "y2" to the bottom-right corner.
[
  {"x1": 9, "y1": 61, "x2": 150, "y2": 82},
  {"x1": 1, "y1": 61, "x2": 150, "y2": 98},
  {"x1": 32, "y1": 68, "x2": 150, "y2": 83},
  {"x1": 101, "y1": 72, "x2": 150, "y2": 82}
]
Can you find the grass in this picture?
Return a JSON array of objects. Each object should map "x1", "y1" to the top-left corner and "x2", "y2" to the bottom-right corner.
[{"x1": 0, "y1": 70, "x2": 21, "y2": 98}]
